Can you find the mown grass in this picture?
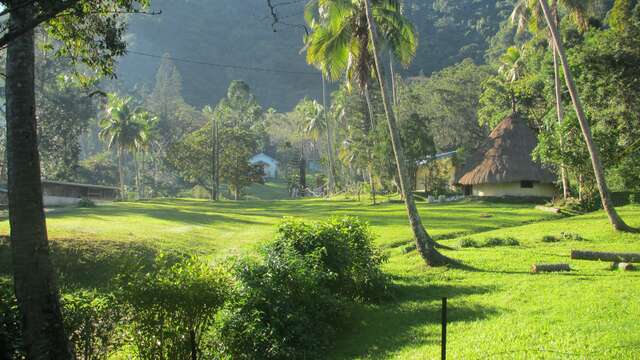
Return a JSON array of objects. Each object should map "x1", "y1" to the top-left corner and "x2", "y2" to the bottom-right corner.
[{"x1": 1, "y1": 197, "x2": 639, "y2": 359}]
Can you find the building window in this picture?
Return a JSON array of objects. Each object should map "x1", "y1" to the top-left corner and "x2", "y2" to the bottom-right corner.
[{"x1": 520, "y1": 181, "x2": 534, "y2": 188}]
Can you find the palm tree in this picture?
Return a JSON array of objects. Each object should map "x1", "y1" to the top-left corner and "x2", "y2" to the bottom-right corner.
[
  {"x1": 305, "y1": 0, "x2": 450, "y2": 265},
  {"x1": 511, "y1": 0, "x2": 589, "y2": 199},
  {"x1": 535, "y1": 0, "x2": 633, "y2": 231},
  {"x1": 99, "y1": 94, "x2": 151, "y2": 200},
  {"x1": 498, "y1": 46, "x2": 526, "y2": 113}
]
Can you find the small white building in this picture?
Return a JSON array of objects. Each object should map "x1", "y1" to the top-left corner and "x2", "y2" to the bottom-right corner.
[{"x1": 250, "y1": 153, "x2": 279, "y2": 179}]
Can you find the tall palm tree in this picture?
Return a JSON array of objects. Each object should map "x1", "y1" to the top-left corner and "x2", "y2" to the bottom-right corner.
[
  {"x1": 99, "y1": 94, "x2": 151, "y2": 200},
  {"x1": 305, "y1": 0, "x2": 450, "y2": 265},
  {"x1": 498, "y1": 46, "x2": 526, "y2": 113},
  {"x1": 511, "y1": 0, "x2": 589, "y2": 199},
  {"x1": 297, "y1": 98, "x2": 336, "y2": 193},
  {"x1": 536, "y1": 0, "x2": 633, "y2": 231}
]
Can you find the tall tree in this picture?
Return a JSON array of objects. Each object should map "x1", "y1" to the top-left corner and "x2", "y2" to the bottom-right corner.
[
  {"x1": 537, "y1": 0, "x2": 633, "y2": 231},
  {"x1": 99, "y1": 94, "x2": 151, "y2": 200},
  {"x1": 2, "y1": 1, "x2": 151, "y2": 356},
  {"x1": 305, "y1": 0, "x2": 450, "y2": 265},
  {"x1": 510, "y1": 0, "x2": 590, "y2": 199},
  {"x1": 295, "y1": 98, "x2": 335, "y2": 192},
  {"x1": 4, "y1": 3, "x2": 72, "y2": 357}
]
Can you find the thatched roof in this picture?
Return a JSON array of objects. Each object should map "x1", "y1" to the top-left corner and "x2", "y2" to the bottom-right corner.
[{"x1": 456, "y1": 115, "x2": 555, "y2": 186}]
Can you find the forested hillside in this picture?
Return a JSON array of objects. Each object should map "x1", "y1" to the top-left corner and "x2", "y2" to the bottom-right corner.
[{"x1": 117, "y1": 0, "x2": 515, "y2": 110}]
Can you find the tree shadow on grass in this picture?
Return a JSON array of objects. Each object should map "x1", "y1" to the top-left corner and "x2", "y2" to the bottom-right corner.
[
  {"x1": 46, "y1": 204, "x2": 267, "y2": 227},
  {"x1": 0, "y1": 237, "x2": 163, "y2": 289},
  {"x1": 330, "y1": 282, "x2": 499, "y2": 359}
]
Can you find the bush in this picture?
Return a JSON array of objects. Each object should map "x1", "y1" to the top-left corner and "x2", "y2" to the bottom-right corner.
[
  {"x1": 273, "y1": 217, "x2": 388, "y2": 301},
  {"x1": 459, "y1": 238, "x2": 480, "y2": 248},
  {"x1": 118, "y1": 254, "x2": 231, "y2": 360},
  {"x1": 542, "y1": 235, "x2": 560, "y2": 243},
  {"x1": 503, "y1": 237, "x2": 520, "y2": 246},
  {"x1": 630, "y1": 193, "x2": 639, "y2": 205},
  {"x1": 0, "y1": 278, "x2": 22, "y2": 358},
  {"x1": 483, "y1": 237, "x2": 519, "y2": 247},
  {"x1": 77, "y1": 197, "x2": 96, "y2": 208},
  {"x1": 560, "y1": 232, "x2": 585, "y2": 241},
  {"x1": 217, "y1": 217, "x2": 388, "y2": 359},
  {"x1": 483, "y1": 237, "x2": 504, "y2": 247},
  {"x1": 218, "y1": 248, "x2": 343, "y2": 359},
  {"x1": 62, "y1": 290, "x2": 124, "y2": 359}
]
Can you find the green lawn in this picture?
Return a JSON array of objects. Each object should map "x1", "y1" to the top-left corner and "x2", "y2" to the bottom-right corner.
[{"x1": 1, "y1": 198, "x2": 639, "y2": 359}]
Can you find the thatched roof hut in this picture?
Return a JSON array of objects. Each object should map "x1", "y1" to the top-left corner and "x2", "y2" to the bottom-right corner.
[{"x1": 455, "y1": 114, "x2": 555, "y2": 198}]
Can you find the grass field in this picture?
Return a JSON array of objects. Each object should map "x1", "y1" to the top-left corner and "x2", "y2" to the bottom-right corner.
[{"x1": 1, "y1": 196, "x2": 639, "y2": 359}]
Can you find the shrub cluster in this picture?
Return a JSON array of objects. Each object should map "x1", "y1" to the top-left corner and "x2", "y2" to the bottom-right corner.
[
  {"x1": 218, "y1": 217, "x2": 388, "y2": 359},
  {"x1": 459, "y1": 236, "x2": 519, "y2": 248},
  {"x1": 541, "y1": 235, "x2": 560, "y2": 243},
  {"x1": 2, "y1": 217, "x2": 388, "y2": 359},
  {"x1": 77, "y1": 197, "x2": 96, "y2": 208},
  {"x1": 541, "y1": 232, "x2": 585, "y2": 243}
]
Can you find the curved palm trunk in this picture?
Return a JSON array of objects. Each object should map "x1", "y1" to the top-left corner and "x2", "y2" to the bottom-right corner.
[
  {"x1": 539, "y1": 0, "x2": 632, "y2": 232},
  {"x1": 5, "y1": 2, "x2": 72, "y2": 357},
  {"x1": 551, "y1": 0, "x2": 570, "y2": 199},
  {"x1": 363, "y1": 0, "x2": 450, "y2": 265},
  {"x1": 322, "y1": 75, "x2": 337, "y2": 193}
]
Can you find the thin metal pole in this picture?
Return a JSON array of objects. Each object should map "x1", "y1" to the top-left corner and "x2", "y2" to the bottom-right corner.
[{"x1": 442, "y1": 297, "x2": 447, "y2": 360}]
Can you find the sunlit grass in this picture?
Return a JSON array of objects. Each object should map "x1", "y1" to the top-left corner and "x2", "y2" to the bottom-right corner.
[{"x1": 1, "y1": 198, "x2": 639, "y2": 359}]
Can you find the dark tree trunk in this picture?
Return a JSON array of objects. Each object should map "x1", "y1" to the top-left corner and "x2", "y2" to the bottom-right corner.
[
  {"x1": 5, "y1": 2, "x2": 72, "y2": 358},
  {"x1": 363, "y1": 0, "x2": 450, "y2": 266},
  {"x1": 539, "y1": 0, "x2": 633, "y2": 232}
]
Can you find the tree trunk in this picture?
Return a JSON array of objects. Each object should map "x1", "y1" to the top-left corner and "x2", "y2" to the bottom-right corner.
[
  {"x1": 118, "y1": 147, "x2": 125, "y2": 200},
  {"x1": 5, "y1": 2, "x2": 72, "y2": 358},
  {"x1": 551, "y1": 0, "x2": 570, "y2": 200},
  {"x1": 322, "y1": 74, "x2": 337, "y2": 193},
  {"x1": 539, "y1": 0, "x2": 632, "y2": 232},
  {"x1": 531, "y1": 263, "x2": 571, "y2": 273},
  {"x1": 135, "y1": 152, "x2": 141, "y2": 200},
  {"x1": 389, "y1": 50, "x2": 399, "y2": 114},
  {"x1": 211, "y1": 117, "x2": 217, "y2": 201},
  {"x1": 571, "y1": 250, "x2": 640, "y2": 263},
  {"x1": 368, "y1": 164, "x2": 377, "y2": 205},
  {"x1": 214, "y1": 117, "x2": 220, "y2": 201},
  {"x1": 363, "y1": 0, "x2": 450, "y2": 266}
]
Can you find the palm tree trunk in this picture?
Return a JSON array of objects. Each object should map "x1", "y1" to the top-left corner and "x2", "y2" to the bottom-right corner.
[
  {"x1": 551, "y1": 0, "x2": 570, "y2": 200},
  {"x1": 539, "y1": 0, "x2": 632, "y2": 231},
  {"x1": 5, "y1": 2, "x2": 72, "y2": 357},
  {"x1": 322, "y1": 74, "x2": 337, "y2": 193},
  {"x1": 368, "y1": 163, "x2": 377, "y2": 205},
  {"x1": 118, "y1": 147, "x2": 125, "y2": 200},
  {"x1": 135, "y1": 152, "x2": 141, "y2": 200},
  {"x1": 363, "y1": 0, "x2": 450, "y2": 265},
  {"x1": 389, "y1": 50, "x2": 398, "y2": 111},
  {"x1": 141, "y1": 151, "x2": 146, "y2": 199}
]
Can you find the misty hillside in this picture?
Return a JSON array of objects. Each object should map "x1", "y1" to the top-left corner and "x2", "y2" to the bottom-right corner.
[{"x1": 117, "y1": 0, "x2": 514, "y2": 111}]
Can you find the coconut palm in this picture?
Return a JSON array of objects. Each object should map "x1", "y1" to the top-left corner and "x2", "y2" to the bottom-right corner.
[
  {"x1": 511, "y1": 0, "x2": 590, "y2": 199},
  {"x1": 498, "y1": 46, "x2": 526, "y2": 113},
  {"x1": 99, "y1": 94, "x2": 151, "y2": 200},
  {"x1": 305, "y1": 0, "x2": 450, "y2": 265},
  {"x1": 534, "y1": 0, "x2": 633, "y2": 231}
]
